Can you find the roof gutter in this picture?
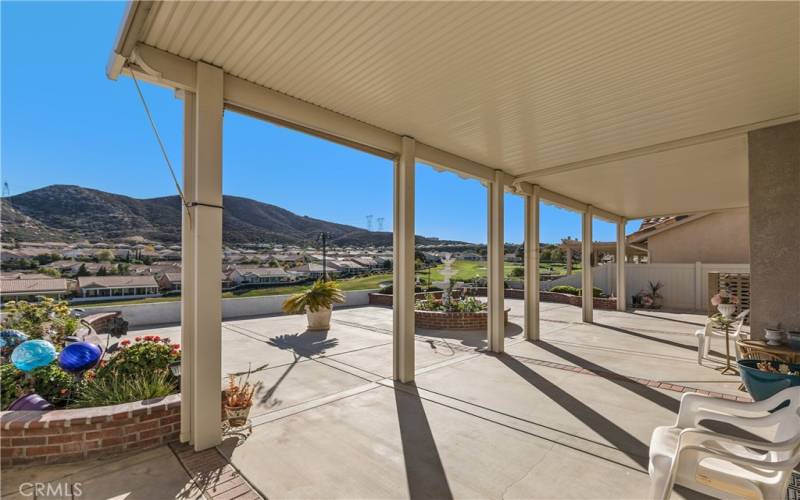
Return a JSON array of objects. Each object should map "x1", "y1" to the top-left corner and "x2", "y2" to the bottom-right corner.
[{"x1": 106, "y1": 1, "x2": 154, "y2": 80}]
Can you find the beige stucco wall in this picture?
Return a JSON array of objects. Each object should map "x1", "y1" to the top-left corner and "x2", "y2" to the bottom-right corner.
[
  {"x1": 647, "y1": 209, "x2": 749, "y2": 264},
  {"x1": 748, "y1": 121, "x2": 800, "y2": 339}
]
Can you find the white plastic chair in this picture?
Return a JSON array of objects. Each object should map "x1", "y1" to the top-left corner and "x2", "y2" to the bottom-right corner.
[
  {"x1": 648, "y1": 387, "x2": 800, "y2": 499},
  {"x1": 695, "y1": 309, "x2": 749, "y2": 365}
]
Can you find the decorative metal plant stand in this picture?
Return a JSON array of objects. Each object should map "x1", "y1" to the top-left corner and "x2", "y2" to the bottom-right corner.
[{"x1": 713, "y1": 315, "x2": 738, "y2": 376}]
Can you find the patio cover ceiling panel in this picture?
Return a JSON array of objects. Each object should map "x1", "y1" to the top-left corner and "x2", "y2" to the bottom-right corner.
[{"x1": 126, "y1": 1, "x2": 798, "y2": 218}]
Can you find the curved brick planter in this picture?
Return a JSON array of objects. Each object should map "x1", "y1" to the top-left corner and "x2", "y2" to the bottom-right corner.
[
  {"x1": 415, "y1": 308, "x2": 510, "y2": 330},
  {"x1": 0, "y1": 394, "x2": 180, "y2": 467}
]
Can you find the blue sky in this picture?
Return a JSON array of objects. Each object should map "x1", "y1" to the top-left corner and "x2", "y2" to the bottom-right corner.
[{"x1": 1, "y1": 2, "x2": 639, "y2": 244}]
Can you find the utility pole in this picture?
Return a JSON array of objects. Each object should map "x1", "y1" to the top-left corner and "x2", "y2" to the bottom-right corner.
[{"x1": 318, "y1": 232, "x2": 329, "y2": 281}]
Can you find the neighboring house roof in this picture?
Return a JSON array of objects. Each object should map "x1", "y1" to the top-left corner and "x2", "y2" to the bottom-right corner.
[
  {"x1": 160, "y1": 272, "x2": 182, "y2": 284},
  {"x1": 78, "y1": 276, "x2": 158, "y2": 289},
  {"x1": 1, "y1": 279, "x2": 69, "y2": 294},
  {"x1": 333, "y1": 260, "x2": 365, "y2": 269},
  {"x1": 627, "y1": 213, "x2": 710, "y2": 244},
  {"x1": 294, "y1": 263, "x2": 338, "y2": 273},
  {"x1": 1, "y1": 273, "x2": 56, "y2": 280},
  {"x1": 240, "y1": 268, "x2": 290, "y2": 277}
]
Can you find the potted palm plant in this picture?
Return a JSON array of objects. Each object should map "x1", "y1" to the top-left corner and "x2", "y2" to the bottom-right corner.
[{"x1": 282, "y1": 280, "x2": 345, "y2": 330}]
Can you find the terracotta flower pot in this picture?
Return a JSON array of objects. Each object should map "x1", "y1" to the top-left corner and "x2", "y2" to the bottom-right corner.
[{"x1": 306, "y1": 307, "x2": 332, "y2": 330}]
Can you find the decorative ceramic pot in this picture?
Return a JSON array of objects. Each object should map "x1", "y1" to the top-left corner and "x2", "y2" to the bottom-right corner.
[
  {"x1": 717, "y1": 303, "x2": 736, "y2": 318},
  {"x1": 764, "y1": 328, "x2": 785, "y2": 346},
  {"x1": 224, "y1": 404, "x2": 252, "y2": 427},
  {"x1": 738, "y1": 360, "x2": 800, "y2": 401},
  {"x1": 306, "y1": 307, "x2": 332, "y2": 330}
]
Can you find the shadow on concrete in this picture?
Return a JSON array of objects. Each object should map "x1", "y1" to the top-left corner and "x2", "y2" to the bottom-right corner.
[
  {"x1": 256, "y1": 330, "x2": 340, "y2": 405},
  {"x1": 593, "y1": 322, "x2": 727, "y2": 359},
  {"x1": 394, "y1": 383, "x2": 454, "y2": 500},
  {"x1": 416, "y1": 323, "x2": 523, "y2": 351},
  {"x1": 531, "y1": 341, "x2": 680, "y2": 413},
  {"x1": 628, "y1": 311, "x2": 706, "y2": 327},
  {"x1": 497, "y1": 353, "x2": 650, "y2": 470}
]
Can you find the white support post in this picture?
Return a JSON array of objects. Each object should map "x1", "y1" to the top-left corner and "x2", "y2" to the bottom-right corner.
[
  {"x1": 582, "y1": 207, "x2": 594, "y2": 323},
  {"x1": 189, "y1": 62, "x2": 224, "y2": 451},
  {"x1": 393, "y1": 137, "x2": 415, "y2": 383},
  {"x1": 180, "y1": 91, "x2": 196, "y2": 444},
  {"x1": 488, "y1": 170, "x2": 505, "y2": 353},
  {"x1": 616, "y1": 218, "x2": 626, "y2": 312},
  {"x1": 524, "y1": 185, "x2": 540, "y2": 340}
]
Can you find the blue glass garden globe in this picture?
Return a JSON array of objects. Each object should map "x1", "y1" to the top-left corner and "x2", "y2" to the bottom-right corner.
[
  {"x1": 58, "y1": 342, "x2": 102, "y2": 373},
  {"x1": 11, "y1": 339, "x2": 57, "y2": 372},
  {"x1": 0, "y1": 329, "x2": 28, "y2": 350}
]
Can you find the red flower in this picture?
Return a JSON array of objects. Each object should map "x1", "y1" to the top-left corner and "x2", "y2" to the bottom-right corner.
[
  {"x1": 153, "y1": 335, "x2": 161, "y2": 341},
  {"x1": 121, "y1": 339, "x2": 131, "y2": 346},
  {"x1": 171, "y1": 343, "x2": 180, "y2": 349},
  {"x1": 144, "y1": 335, "x2": 153, "y2": 341},
  {"x1": 135, "y1": 336, "x2": 142, "y2": 342}
]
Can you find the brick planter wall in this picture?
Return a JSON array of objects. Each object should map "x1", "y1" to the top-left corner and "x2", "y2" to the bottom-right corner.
[
  {"x1": 0, "y1": 394, "x2": 180, "y2": 467},
  {"x1": 539, "y1": 291, "x2": 617, "y2": 310},
  {"x1": 369, "y1": 291, "x2": 446, "y2": 306},
  {"x1": 371, "y1": 288, "x2": 616, "y2": 310},
  {"x1": 415, "y1": 308, "x2": 510, "y2": 330}
]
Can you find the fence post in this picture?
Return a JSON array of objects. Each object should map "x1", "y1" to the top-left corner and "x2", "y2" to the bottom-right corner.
[
  {"x1": 694, "y1": 261, "x2": 703, "y2": 311},
  {"x1": 707, "y1": 272, "x2": 720, "y2": 316}
]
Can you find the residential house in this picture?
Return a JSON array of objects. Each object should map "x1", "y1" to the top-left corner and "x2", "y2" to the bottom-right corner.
[
  {"x1": 352, "y1": 256, "x2": 379, "y2": 270},
  {"x1": 76, "y1": 276, "x2": 159, "y2": 300},
  {"x1": 627, "y1": 209, "x2": 749, "y2": 264},
  {"x1": 293, "y1": 263, "x2": 340, "y2": 280},
  {"x1": 329, "y1": 260, "x2": 366, "y2": 276},
  {"x1": 228, "y1": 267, "x2": 292, "y2": 285},
  {"x1": 457, "y1": 252, "x2": 483, "y2": 261},
  {"x1": 0, "y1": 278, "x2": 70, "y2": 301}
]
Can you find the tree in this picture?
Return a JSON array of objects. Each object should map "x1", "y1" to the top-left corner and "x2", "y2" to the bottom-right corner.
[
  {"x1": 515, "y1": 244, "x2": 524, "y2": 258},
  {"x1": 268, "y1": 259, "x2": 280, "y2": 268},
  {"x1": 96, "y1": 249, "x2": 114, "y2": 262},
  {"x1": 117, "y1": 263, "x2": 130, "y2": 275},
  {"x1": 97, "y1": 266, "x2": 108, "y2": 276},
  {"x1": 76, "y1": 264, "x2": 90, "y2": 277},
  {"x1": 510, "y1": 267, "x2": 525, "y2": 278},
  {"x1": 38, "y1": 267, "x2": 61, "y2": 278}
]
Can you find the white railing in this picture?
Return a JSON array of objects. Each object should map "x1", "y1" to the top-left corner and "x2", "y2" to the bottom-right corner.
[{"x1": 541, "y1": 262, "x2": 749, "y2": 311}]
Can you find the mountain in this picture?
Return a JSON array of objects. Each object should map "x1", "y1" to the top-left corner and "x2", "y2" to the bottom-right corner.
[{"x1": 0, "y1": 185, "x2": 457, "y2": 246}]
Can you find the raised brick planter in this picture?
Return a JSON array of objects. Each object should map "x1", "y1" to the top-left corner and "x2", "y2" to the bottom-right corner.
[
  {"x1": 369, "y1": 291, "x2": 446, "y2": 306},
  {"x1": 0, "y1": 394, "x2": 180, "y2": 467},
  {"x1": 415, "y1": 307, "x2": 510, "y2": 330},
  {"x1": 539, "y1": 291, "x2": 617, "y2": 310}
]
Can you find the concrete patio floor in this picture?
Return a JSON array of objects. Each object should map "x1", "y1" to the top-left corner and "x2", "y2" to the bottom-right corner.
[{"x1": 3, "y1": 300, "x2": 746, "y2": 499}]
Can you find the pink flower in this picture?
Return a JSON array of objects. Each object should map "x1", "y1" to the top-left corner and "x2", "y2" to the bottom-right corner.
[
  {"x1": 710, "y1": 293, "x2": 722, "y2": 306},
  {"x1": 171, "y1": 343, "x2": 180, "y2": 350},
  {"x1": 121, "y1": 339, "x2": 131, "y2": 346},
  {"x1": 135, "y1": 336, "x2": 142, "y2": 342},
  {"x1": 153, "y1": 335, "x2": 161, "y2": 341}
]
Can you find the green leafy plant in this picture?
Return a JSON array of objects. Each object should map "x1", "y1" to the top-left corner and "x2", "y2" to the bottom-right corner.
[
  {"x1": 71, "y1": 370, "x2": 176, "y2": 408},
  {"x1": 97, "y1": 337, "x2": 180, "y2": 380},
  {"x1": 1, "y1": 362, "x2": 77, "y2": 410},
  {"x1": 2, "y1": 297, "x2": 77, "y2": 343},
  {"x1": 549, "y1": 285, "x2": 605, "y2": 297},
  {"x1": 282, "y1": 280, "x2": 345, "y2": 314}
]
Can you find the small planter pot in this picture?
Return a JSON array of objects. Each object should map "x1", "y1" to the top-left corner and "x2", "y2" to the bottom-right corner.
[
  {"x1": 717, "y1": 303, "x2": 736, "y2": 318},
  {"x1": 224, "y1": 404, "x2": 252, "y2": 427},
  {"x1": 764, "y1": 328, "x2": 785, "y2": 346},
  {"x1": 306, "y1": 307, "x2": 332, "y2": 330}
]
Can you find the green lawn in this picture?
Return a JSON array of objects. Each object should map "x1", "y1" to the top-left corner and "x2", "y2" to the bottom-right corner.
[{"x1": 417, "y1": 259, "x2": 580, "y2": 284}]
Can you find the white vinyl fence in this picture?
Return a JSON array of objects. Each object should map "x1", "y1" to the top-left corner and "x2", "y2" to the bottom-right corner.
[
  {"x1": 76, "y1": 289, "x2": 376, "y2": 328},
  {"x1": 542, "y1": 263, "x2": 749, "y2": 312}
]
